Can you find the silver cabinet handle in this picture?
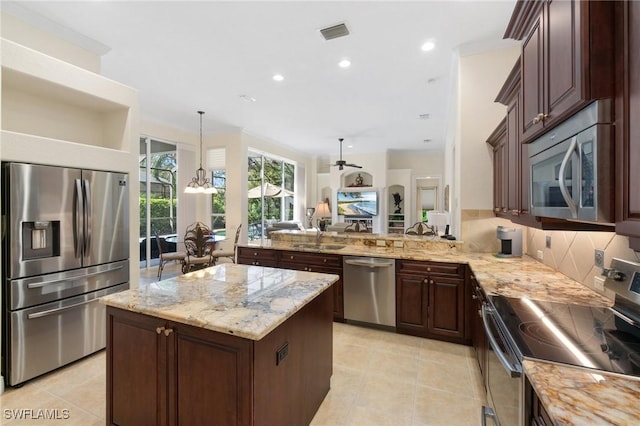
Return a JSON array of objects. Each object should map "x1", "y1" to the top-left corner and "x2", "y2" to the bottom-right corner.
[
  {"x1": 156, "y1": 327, "x2": 165, "y2": 334},
  {"x1": 164, "y1": 328, "x2": 173, "y2": 336}
]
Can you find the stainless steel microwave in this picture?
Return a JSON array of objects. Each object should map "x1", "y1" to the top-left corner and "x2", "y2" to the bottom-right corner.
[{"x1": 528, "y1": 100, "x2": 614, "y2": 223}]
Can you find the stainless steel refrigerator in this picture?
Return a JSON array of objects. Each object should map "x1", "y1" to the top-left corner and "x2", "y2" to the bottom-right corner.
[{"x1": 1, "y1": 162, "x2": 130, "y2": 386}]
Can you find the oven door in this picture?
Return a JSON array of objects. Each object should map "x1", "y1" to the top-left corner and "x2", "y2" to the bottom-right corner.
[{"x1": 482, "y1": 304, "x2": 523, "y2": 426}]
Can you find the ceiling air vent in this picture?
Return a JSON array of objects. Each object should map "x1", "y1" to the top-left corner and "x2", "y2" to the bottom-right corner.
[{"x1": 320, "y1": 23, "x2": 350, "y2": 41}]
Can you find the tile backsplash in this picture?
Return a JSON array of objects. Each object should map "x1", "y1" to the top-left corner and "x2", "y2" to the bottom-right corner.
[{"x1": 460, "y1": 209, "x2": 640, "y2": 297}]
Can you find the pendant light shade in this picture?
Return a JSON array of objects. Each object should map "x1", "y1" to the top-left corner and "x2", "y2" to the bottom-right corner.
[{"x1": 185, "y1": 111, "x2": 217, "y2": 194}]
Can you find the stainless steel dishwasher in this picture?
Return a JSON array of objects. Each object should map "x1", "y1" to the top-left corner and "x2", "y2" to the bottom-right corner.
[{"x1": 343, "y1": 256, "x2": 396, "y2": 327}]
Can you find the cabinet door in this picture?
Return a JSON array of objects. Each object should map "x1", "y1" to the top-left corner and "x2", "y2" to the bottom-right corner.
[
  {"x1": 506, "y1": 97, "x2": 520, "y2": 215},
  {"x1": 427, "y1": 276, "x2": 465, "y2": 341},
  {"x1": 107, "y1": 308, "x2": 164, "y2": 426},
  {"x1": 521, "y1": 10, "x2": 545, "y2": 140},
  {"x1": 546, "y1": 0, "x2": 582, "y2": 120},
  {"x1": 396, "y1": 274, "x2": 428, "y2": 336},
  {"x1": 236, "y1": 247, "x2": 279, "y2": 267},
  {"x1": 170, "y1": 324, "x2": 253, "y2": 426},
  {"x1": 615, "y1": 1, "x2": 640, "y2": 248}
]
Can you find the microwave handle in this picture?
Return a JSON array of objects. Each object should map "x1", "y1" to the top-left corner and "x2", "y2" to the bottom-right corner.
[{"x1": 558, "y1": 135, "x2": 579, "y2": 218}]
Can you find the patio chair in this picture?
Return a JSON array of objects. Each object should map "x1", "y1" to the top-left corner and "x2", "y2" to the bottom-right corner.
[
  {"x1": 182, "y1": 222, "x2": 215, "y2": 273},
  {"x1": 155, "y1": 234, "x2": 186, "y2": 280},
  {"x1": 212, "y1": 224, "x2": 242, "y2": 264}
]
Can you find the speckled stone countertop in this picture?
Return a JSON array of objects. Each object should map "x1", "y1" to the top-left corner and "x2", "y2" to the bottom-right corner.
[
  {"x1": 523, "y1": 359, "x2": 640, "y2": 425},
  {"x1": 247, "y1": 233, "x2": 613, "y2": 306},
  {"x1": 101, "y1": 263, "x2": 338, "y2": 340}
]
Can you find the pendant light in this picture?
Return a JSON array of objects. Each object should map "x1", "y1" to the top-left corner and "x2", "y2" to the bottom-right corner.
[{"x1": 185, "y1": 111, "x2": 217, "y2": 194}]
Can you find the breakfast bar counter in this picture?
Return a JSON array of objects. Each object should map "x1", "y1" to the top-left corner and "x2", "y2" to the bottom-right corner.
[{"x1": 101, "y1": 263, "x2": 339, "y2": 426}]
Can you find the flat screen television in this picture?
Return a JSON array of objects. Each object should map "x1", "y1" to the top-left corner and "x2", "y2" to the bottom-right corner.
[{"x1": 337, "y1": 190, "x2": 378, "y2": 217}]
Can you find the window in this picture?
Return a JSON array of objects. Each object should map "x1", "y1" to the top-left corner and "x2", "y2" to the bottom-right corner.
[
  {"x1": 139, "y1": 137, "x2": 178, "y2": 266},
  {"x1": 211, "y1": 169, "x2": 226, "y2": 235},
  {"x1": 247, "y1": 151, "x2": 295, "y2": 239}
]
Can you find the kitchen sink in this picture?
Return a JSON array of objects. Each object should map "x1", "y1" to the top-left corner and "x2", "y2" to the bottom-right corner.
[{"x1": 291, "y1": 243, "x2": 345, "y2": 250}]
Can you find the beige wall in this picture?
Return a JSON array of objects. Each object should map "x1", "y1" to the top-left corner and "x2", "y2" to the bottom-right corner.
[
  {"x1": 458, "y1": 46, "x2": 520, "y2": 211},
  {"x1": 387, "y1": 150, "x2": 444, "y2": 175}
]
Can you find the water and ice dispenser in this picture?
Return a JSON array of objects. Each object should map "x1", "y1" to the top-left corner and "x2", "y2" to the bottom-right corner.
[{"x1": 22, "y1": 221, "x2": 60, "y2": 259}]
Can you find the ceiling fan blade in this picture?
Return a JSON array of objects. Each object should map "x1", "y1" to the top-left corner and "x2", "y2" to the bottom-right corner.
[{"x1": 345, "y1": 163, "x2": 362, "y2": 168}]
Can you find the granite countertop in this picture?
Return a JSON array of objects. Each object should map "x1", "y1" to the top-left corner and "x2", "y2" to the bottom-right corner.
[
  {"x1": 101, "y1": 263, "x2": 339, "y2": 340},
  {"x1": 245, "y1": 237, "x2": 613, "y2": 307},
  {"x1": 524, "y1": 359, "x2": 640, "y2": 425}
]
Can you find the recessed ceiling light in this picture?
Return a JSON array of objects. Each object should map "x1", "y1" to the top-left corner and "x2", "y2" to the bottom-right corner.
[
  {"x1": 347, "y1": 145, "x2": 353, "y2": 148},
  {"x1": 419, "y1": 113, "x2": 431, "y2": 120},
  {"x1": 338, "y1": 59, "x2": 351, "y2": 68},
  {"x1": 421, "y1": 40, "x2": 436, "y2": 52},
  {"x1": 239, "y1": 94, "x2": 256, "y2": 102},
  {"x1": 423, "y1": 139, "x2": 433, "y2": 143},
  {"x1": 273, "y1": 74, "x2": 284, "y2": 82}
]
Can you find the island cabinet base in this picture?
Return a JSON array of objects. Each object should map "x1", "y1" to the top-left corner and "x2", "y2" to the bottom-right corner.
[{"x1": 106, "y1": 288, "x2": 333, "y2": 426}]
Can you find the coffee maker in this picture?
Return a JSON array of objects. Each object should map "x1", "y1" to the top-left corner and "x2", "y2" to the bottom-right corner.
[{"x1": 496, "y1": 226, "x2": 522, "y2": 257}]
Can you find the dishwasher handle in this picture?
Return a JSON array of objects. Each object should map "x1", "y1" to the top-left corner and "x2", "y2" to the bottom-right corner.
[{"x1": 344, "y1": 259, "x2": 395, "y2": 268}]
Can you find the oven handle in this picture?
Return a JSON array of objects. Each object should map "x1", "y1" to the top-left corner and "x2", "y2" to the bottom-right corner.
[
  {"x1": 609, "y1": 307, "x2": 640, "y2": 327},
  {"x1": 481, "y1": 406, "x2": 499, "y2": 426},
  {"x1": 482, "y1": 304, "x2": 522, "y2": 377},
  {"x1": 558, "y1": 135, "x2": 578, "y2": 218}
]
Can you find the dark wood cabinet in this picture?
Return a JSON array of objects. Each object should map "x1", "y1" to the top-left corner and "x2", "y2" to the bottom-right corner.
[
  {"x1": 236, "y1": 246, "x2": 279, "y2": 267},
  {"x1": 107, "y1": 307, "x2": 253, "y2": 426},
  {"x1": 505, "y1": 0, "x2": 615, "y2": 144},
  {"x1": 278, "y1": 250, "x2": 344, "y2": 321},
  {"x1": 238, "y1": 248, "x2": 345, "y2": 321},
  {"x1": 487, "y1": 118, "x2": 507, "y2": 216},
  {"x1": 614, "y1": 0, "x2": 640, "y2": 250},
  {"x1": 395, "y1": 260, "x2": 468, "y2": 344},
  {"x1": 524, "y1": 376, "x2": 556, "y2": 426},
  {"x1": 107, "y1": 288, "x2": 333, "y2": 426},
  {"x1": 470, "y1": 275, "x2": 487, "y2": 388}
]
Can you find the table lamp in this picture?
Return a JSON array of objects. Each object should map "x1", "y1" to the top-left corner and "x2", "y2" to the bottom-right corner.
[{"x1": 314, "y1": 201, "x2": 331, "y2": 231}]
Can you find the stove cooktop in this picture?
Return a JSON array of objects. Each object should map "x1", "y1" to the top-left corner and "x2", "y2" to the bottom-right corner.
[{"x1": 490, "y1": 295, "x2": 640, "y2": 377}]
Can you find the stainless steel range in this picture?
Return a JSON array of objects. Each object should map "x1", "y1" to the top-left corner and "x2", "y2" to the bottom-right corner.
[{"x1": 481, "y1": 257, "x2": 640, "y2": 425}]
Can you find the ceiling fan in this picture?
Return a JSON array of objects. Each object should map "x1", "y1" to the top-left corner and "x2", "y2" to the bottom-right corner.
[{"x1": 332, "y1": 138, "x2": 362, "y2": 170}]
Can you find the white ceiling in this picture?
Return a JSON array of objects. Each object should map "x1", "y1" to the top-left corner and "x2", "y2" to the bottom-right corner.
[{"x1": 4, "y1": 1, "x2": 518, "y2": 157}]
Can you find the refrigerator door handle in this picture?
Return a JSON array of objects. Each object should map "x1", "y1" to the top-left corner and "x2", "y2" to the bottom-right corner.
[
  {"x1": 74, "y1": 179, "x2": 83, "y2": 257},
  {"x1": 27, "y1": 298, "x2": 95, "y2": 319},
  {"x1": 83, "y1": 179, "x2": 92, "y2": 255}
]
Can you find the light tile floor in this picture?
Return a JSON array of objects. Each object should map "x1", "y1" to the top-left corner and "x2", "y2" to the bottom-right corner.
[{"x1": 0, "y1": 263, "x2": 486, "y2": 426}]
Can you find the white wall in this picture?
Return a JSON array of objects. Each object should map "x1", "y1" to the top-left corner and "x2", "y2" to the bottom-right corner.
[{"x1": 1, "y1": 12, "x2": 102, "y2": 72}]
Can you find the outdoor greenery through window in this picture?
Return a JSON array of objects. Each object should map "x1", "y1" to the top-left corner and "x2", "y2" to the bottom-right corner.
[
  {"x1": 211, "y1": 169, "x2": 226, "y2": 236},
  {"x1": 139, "y1": 137, "x2": 178, "y2": 265},
  {"x1": 248, "y1": 152, "x2": 295, "y2": 239}
]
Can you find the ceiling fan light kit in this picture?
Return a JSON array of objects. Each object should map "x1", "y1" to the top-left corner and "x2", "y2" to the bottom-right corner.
[{"x1": 332, "y1": 138, "x2": 362, "y2": 170}]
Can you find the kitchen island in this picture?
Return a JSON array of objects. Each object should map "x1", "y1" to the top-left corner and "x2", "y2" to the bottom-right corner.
[{"x1": 101, "y1": 263, "x2": 338, "y2": 426}]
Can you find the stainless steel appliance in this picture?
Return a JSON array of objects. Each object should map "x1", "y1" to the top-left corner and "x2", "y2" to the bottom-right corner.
[
  {"x1": 496, "y1": 226, "x2": 522, "y2": 258},
  {"x1": 1, "y1": 162, "x2": 130, "y2": 386},
  {"x1": 528, "y1": 99, "x2": 613, "y2": 223},
  {"x1": 343, "y1": 256, "x2": 395, "y2": 327},
  {"x1": 481, "y1": 257, "x2": 640, "y2": 425}
]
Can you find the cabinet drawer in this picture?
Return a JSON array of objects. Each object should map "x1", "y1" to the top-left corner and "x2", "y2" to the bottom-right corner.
[
  {"x1": 237, "y1": 247, "x2": 278, "y2": 260},
  {"x1": 279, "y1": 251, "x2": 341, "y2": 268},
  {"x1": 397, "y1": 260, "x2": 464, "y2": 277},
  {"x1": 279, "y1": 260, "x2": 341, "y2": 274}
]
